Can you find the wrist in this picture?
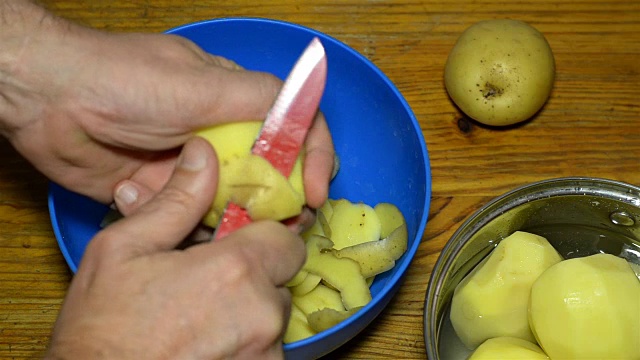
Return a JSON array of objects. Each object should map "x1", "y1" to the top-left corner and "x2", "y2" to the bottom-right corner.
[
  {"x1": 0, "y1": 1, "x2": 73, "y2": 138},
  {"x1": 46, "y1": 333, "x2": 130, "y2": 360}
]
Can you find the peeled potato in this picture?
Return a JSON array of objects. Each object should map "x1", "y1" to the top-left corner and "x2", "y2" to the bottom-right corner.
[
  {"x1": 529, "y1": 253, "x2": 640, "y2": 360},
  {"x1": 450, "y1": 231, "x2": 563, "y2": 349},
  {"x1": 468, "y1": 337, "x2": 549, "y2": 360},
  {"x1": 329, "y1": 200, "x2": 382, "y2": 249},
  {"x1": 197, "y1": 121, "x2": 305, "y2": 227}
]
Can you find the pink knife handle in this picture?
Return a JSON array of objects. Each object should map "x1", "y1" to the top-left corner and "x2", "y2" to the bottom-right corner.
[{"x1": 213, "y1": 202, "x2": 252, "y2": 240}]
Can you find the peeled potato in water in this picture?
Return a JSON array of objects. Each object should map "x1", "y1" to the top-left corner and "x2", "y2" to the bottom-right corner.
[
  {"x1": 468, "y1": 337, "x2": 549, "y2": 360},
  {"x1": 529, "y1": 253, "x2": 640, "y2": 360},
  {"x1": 450, "y1": 231, "x2": 562, "y2": 349}
]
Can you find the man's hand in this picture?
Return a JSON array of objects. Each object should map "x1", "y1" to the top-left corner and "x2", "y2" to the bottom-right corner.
[
  {"x1": 0, "y1": 0, "x2": 335, "y2": 211},
  {"x1": 47, "y1": 138, "x2": 306, "y2": 359}
]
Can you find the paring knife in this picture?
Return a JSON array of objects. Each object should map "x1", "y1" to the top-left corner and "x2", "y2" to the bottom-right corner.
[{"x1": 213, "y1": 37, "x2": 328, "y2": 240}]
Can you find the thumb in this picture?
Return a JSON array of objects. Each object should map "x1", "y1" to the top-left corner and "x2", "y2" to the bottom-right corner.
[{"x1": 96, "y1": 137, "x2": 218, "y2": 258}]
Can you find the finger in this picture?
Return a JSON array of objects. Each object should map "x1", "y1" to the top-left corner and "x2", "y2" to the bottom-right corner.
[
  {"x1": 193, "y1": 68, "x2": 283, "y2": 127},
  {"x1": 113, "y1": 180, "x2": 155, "y2": 216},
  {"x1": 303, "y1": 112, "x2": 336, "y2": 208},
  {"x1": 199, "y1": 221, "x2": 306, "y2": 287},
  {"x1": 171, "y1": 35, "x2": 276, "y2": 122},
  {"x1": 99, "y1": 137, "x2": 218, "y2": 257},
  {"x1": 206, "y1": 54, "x2": 244, "y2": 70},
  {"x1": 283, "y1": 206, "x2": 316, "y2": 234}
]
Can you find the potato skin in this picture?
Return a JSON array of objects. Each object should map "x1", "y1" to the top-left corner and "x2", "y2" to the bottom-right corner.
[{"x1": 444, "y1": 19, "x2": 555, "y2": 126}]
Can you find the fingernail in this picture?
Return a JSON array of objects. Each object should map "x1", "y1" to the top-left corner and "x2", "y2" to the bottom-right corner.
[
  {"x1": 115, "y1": 183, "x2": 138, "y2": 206},
  {"x1": 178, "y1": 141, "x2": 207, "y2": 171}
]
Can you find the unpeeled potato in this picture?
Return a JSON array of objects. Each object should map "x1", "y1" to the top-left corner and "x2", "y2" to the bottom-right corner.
[
  {"x1": 444, "y1": 19, "x2": 555, "y2": 126},
  {"x1": 450, "y1": 231, "x2": 562, "y2": 349},
  {"x1": 529, "y1": 253, "x2": 640, "y2": 359},
  {"x1": 196, "y1": 121, "x2": 305, "y2": 227}
]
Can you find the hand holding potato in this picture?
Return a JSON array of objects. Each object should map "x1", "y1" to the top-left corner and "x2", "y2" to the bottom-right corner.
[
  {"x1": 47, "y1": 139, "x2": 306, "y2": 359},
  {"x1": 0, "y1": 0, "x2": 336, "y2": 215}
]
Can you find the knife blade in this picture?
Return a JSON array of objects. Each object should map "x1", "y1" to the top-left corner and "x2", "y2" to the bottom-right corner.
[{"x1": 213, "y1": 37, "x2": 327, "y2": 240}]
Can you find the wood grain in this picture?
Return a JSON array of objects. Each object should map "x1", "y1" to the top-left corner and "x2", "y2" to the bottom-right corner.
[{"x1": 1, "y1": 0, "x2": 639, "y2": 358}]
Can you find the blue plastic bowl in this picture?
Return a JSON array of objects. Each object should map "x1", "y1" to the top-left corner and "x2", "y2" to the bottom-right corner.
[{"x1": 48, "y1": 18, "x2": 431, "y2": 359}]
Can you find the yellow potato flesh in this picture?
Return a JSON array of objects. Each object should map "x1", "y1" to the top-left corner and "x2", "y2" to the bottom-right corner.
[
  {"x1": 529, "y1": 253, "x2": 640, "y2": 360},
  {"x1": 444, "y1": 19, "x2": 555, "y2": 126},
  {"x1": 450, "y1": 231, "x2": 562, "y2": 349},
  {"x1": 468, "y1": 337, "x2": 549, "y2": 360},
  {"x1": 328, "y1": 200, "x2": 381, "y2": 250},
  {"x1": 196, "y1": 121, "x2": 305, "y2": 227}
]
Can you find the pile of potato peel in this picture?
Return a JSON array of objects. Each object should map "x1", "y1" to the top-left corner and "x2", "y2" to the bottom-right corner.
[{"x1": 284, "y1": 199, "x2": 408, "y2": 343}]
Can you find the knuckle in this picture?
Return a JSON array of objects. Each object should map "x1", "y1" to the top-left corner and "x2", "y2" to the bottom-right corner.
[{"x1": 214, "y1": 247, "x2": 256, "y2": 285}]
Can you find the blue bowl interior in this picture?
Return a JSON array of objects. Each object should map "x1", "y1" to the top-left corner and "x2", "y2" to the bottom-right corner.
[{"x1": 48, "y1": 18, "x2": 431, "y2": 359}]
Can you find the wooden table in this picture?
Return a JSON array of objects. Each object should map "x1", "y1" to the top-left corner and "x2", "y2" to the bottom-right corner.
[{"x1": 1, "y1": 1, "x2": 639, "y2": 358}]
